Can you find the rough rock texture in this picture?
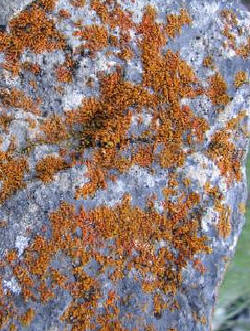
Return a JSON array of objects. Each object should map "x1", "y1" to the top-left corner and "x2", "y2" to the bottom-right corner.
[{"x1": 0, "y1": 0, "x2": 249, "y2": 330}]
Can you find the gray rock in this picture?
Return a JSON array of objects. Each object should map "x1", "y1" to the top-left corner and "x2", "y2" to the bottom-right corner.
[{"x1": 0, "y1": 0, "x2": 249, "y2": 330}]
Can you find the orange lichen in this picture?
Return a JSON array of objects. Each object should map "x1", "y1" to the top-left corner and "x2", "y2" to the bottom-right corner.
[
  {"x1": 1, "y1": 3, "x2": 65, "y2": 63},
  {"x1": 207, "y1": 129, "x2": 242, "y2": 185},
  {"x1": 207, "y1": 73, "x2": 230, "y2": 106},
  {"x1": 215, "y1": 201, "x2": 231, "y2": 238},
  {"x1": 59, "y1": 9, "x2": 71, "y2": 19},
  {"x1": 193, "y1": 258, "x2": 206, "y2": 274},
  {"x1": 220, "y1": 9, "x2": 250, "y2": 59},
  {"x1": 22, "y1": 62, "x2": 41, "y2": 75},
  {"x1": 165, "y1": 9, "x2": 191, "y2": 39},
  {"x1": 118, "y1": 46, "x2": 134, "y2": 61},
  {"x1": 0, "y1": 88, "x2": 40, "y2": 115},
  {"x1": 235, "y1": 37, "x2": 250, "y2": 59},
  {"x1": 75, "y1": 161, "x2": 107, "y2": 199},
  {"x1": 0, "y1": 2, "x2": 247, "y2": 329},
  {"x1": 203, "y1": 56, "x2": 214, "y2": 68},
  {"x1": 38, "y1": 281, "x2": 55, "y2": 303},
  {"x1": 0, "y1": 158, "x2": 29, "y2": 203},
  {"x1": 36, "y1": 155, "x2": 68, "y2": 182},
  {"x1": 55, "y1": 57, "x2": 74, "y2": 83},
  {"x1": 40, "y1": 116, "x2": 69, "y2": 143},
  {"x1": 0, "y1": 113, "x2": 12, "y2": 132},
  {"x1": 234, "y1": 71, "x2": 248, "y2": 88},
  {"x1": 91, "y1": 0, "x2": 134, "y2": 32},
  {"x1": 39, "y1": 0, "x2": 57, "y2": 11},
  {"x1": 19, "y1": 308, "x2": 35, "y2": 327},
  {"x1": 71, "y1": 0, "x2": 86, "y2": 7},
  {"x1": 74, "y1": 24, "x2": 108, "y2": 55}
]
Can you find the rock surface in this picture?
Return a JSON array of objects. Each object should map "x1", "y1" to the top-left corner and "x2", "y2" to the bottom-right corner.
[{"x1": 0, "y1": 0, "x2": 249, "y2": 330}]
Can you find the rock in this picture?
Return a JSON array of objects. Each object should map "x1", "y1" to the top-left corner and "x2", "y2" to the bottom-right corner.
[{"x1": 0, "y1": 0, "x2": 249, "y2": 330}]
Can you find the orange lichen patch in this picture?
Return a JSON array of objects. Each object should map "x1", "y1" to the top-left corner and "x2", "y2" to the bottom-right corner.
[
  {"x1": 40, "y1": 116, "x2": 69, "y2": 143},
  {"x1": 203, "y1": 56, "x2": 214, "y2": 68},
  {"x1": 39, "y1": 0, "x2": 57, "y2": 11},
  {"x1": 220, "y1": 9, "x2": 250, "y2": 59},
  {"x1": 24, "y1": 236, "x2": 55, "y2": 276},
  {"x1": 6, "y1": 249, "x2": 18, "y2": 265},
  {"x1": 75, "y1": 162, "x2": 107, "y2": 199},
  {"x1": 133, "y1": 146, "x2": 153, "y2": 168},
  {"x1": 226, "y1": 110, "x2": 246, "y2": 130},
  {"x1": 0, "y1": 112, "x2": 12, "y2": 132},
  {"x1": 29, "y1": 79, "x2": 38, "y2": 90},
  {"x1": 159, "y1": 144, "x2": 185, "y2": 169},
  {"x1": 118, "y1": 46, "x2": 134, "y2": 61},
  {"x1": 207, "y1": 130, "x2": 242, "y2": 185},
  {"x1": 55, "y1": 65, "x2": 73, "y2": 83},
  {"x1": 0, "y1": 220, "x2": 7, "y2": 228},
  {"x1": 235, "y1": 37, "x2": 250, "y2": 59},
  {"x1": 221, "y1": 9, "x2": 238, "y2": 26},
  {"x1": 74, "y1": 24, "x2": 108, "y2": 55},
  {"x1": 153, "y1": 293, "x2": 167, "y2": 317},
  {"x1": 0, "y1": 158, "x2": 29, "y2": 203},
  {"x1": 1, "y1": 61, "x2": 21, "y2": 76},
  {"x1": 36, "y1": 155, "x2": 68, "y2": 182},
  {"x1": 38, "y1": 281, "x2": 55, "y2": 303},
  {"x1": 22, "y1": 62, "x2": 41, "y2": 75},
  {"x1": 137, "y1": 5, "x2": 167, "y2": 57},
  {"x1": 66, "y1": 70, "x2": 155, "y2": 150},
  {"x1": 207, "y1": 73, "x2": 230, "y2": 106},
  {"x1": 9, "y1": 324, "x2": 17, "y2": 331},
  {"x1": 19, "y1": 308, "x2": 35, "y2": 327},
  {"x1": 165, "y1": 9, "x2": 191, "y2": 39},
  {"x1": 55, "y1": 57, "x2": 74, "y2": 83},
  {"x1": 0, "y1": 88, "x2": 40, "y2": 115},
  {"x1": 193, "y1": 258, "x2": 206, "y2": 274},
  {"x1": 91, "y1": 0, "x2": 134, "y2": 32},
  {"x1": 59, "y1": 9, "x2": 72, "y2": 19},
  {"x1": 215, "y1": 201, "x2": 231, "y2": 238},
  {"x1": 0, "y1": 4, "x2": 65, "y2": 63},
  {"x1": 71, "y1": 0, "x2": 86, "y2": 7},
  {"x1": 234, "y1": 71, "x2": 248, "y2": 88},
  {"x1": 50, "y1": 268, "x2": 68, "y2": 288}
]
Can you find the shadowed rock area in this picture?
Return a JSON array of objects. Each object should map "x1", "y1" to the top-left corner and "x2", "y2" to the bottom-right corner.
[{"x1": 0, "y1": 0, "x2": 249, "y2": 330}]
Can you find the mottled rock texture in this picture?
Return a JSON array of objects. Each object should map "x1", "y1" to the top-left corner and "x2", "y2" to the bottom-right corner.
[{"x1": 0, "y1": 0, "x2": 249, "y2": 330}]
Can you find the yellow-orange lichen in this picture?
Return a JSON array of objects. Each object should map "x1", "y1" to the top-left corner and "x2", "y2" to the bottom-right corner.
[
  {"x1": 234, "y1": 71, "x2": 248, "y2": 88},
  {"x1": 238, "y1": 202, "x2": 246, "y2": 214},
  {"x1": 0, "y1": 3, "x2": 65, "y2": 64},
  {"x1": 74, "y1": 24, "x2": 108, "y2": 55},
  {"x1": 0, "y1": 2, "x2": 247, "y2": 329},
  {"x1": 59, "y1": 9, "x2": 71, "y2": 19},
  {"x1": 165, "y1": 9, "x2": 191, "y2": 39},
  {"x1": 22, "y1": 62, "x2": 41, "y2": 75},
  {"x1": 71, "y1": 0, "x2": 86, "y2": 7},
  {"x1": 215, "y1": 201, "x2": 231, "y2": 238},
  {"x1": 36, "y1": 155, "x2": 68, "y2": 182},
  {"x1": 19, "y1": 308, "x2": 35, "y2": 327},
  {"x1": 40, "y1": 116, "x2": 69, "y2": 143},
  {"x1": 203, "y1": 56, "x2": 214, "y2": 68},
  {"x1": 207, "y1": 73, "x2": 230, "y2": 106},
  {"x1": 220, "y1": 9, "x2": 250, "y2": 59},
  {"x1": 0, "y1": 158, "x2": 29, "y2": 203},
  {"x1": 0, "y1": 88, "x2": 40, "y2": 115},
  {"x1": 207, "y1": 129, "x2": 242, "y2": 185}
]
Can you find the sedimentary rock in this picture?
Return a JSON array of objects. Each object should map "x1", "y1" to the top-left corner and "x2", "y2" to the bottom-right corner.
[{"x1": 0, "y1": 0, "x2": 249, "y2": 330}]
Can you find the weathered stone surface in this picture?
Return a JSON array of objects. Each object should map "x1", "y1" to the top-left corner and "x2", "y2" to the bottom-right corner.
[{"x1": 0, "y1": 0, "x2": 249, "y2": 330}]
